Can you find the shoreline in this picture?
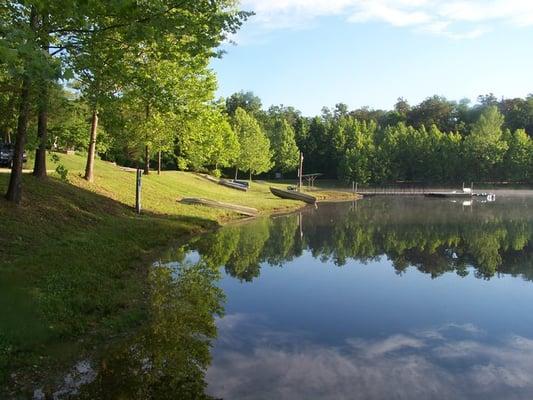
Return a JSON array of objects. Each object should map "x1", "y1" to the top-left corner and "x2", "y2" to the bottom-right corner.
[{"x1": 0, "y1": 155, "x2": 360, "y2": 395}]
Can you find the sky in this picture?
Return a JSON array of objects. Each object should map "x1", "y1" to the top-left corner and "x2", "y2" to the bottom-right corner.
[{"x1": 211, "y1": 0, "x2": 533, "y2": 116}]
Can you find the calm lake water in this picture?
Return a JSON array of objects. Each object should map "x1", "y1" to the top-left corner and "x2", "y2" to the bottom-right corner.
[{"x1": 7, "y1": 196, "x2": 533, "y2": 399}]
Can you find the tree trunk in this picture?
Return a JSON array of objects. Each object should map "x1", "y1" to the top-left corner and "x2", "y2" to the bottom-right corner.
[
  {"x1": 33, "y1": 82, "x2": 49, "y2": 178},
  {"x1": 84, "y1": 109, "x2": 98, "y2": 182},
  {"x1": 157, "y1": 150, "x2": 161, "y2": 175},
  {"x1": 234, "y1": 167, "x2": 238, "y2": 180},
  {"x1": 1, "y1": 94, "x2": 16, "y2": 143},
  {"x1": 5, "y1": 7, "x2": 36, "y2": 203},
  {"x1": 5, "y1": 75, "x2": 31, "y2": 203},
  {"x1": 249, "y1": 170, "x2": 252, "y2": 182},
  {"x1": 144, "y1": 145, "x2": 150, "y2": 175},
  {"x1": 33, "y1": 12, "x2": 49, "y2": 178},
  {"x1": 144, "y1": 103, "x2": 150, "y2": 175}
]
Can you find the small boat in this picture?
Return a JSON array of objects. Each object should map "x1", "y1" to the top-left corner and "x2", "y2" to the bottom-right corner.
[
  {"x1": 270, "y1": 187, "x2": 316, "y2": 205},
  {"x1": 234, "y1": 180, "x2": 250, "y2": 188},
  {"x1": 219, "y1": 179, "x2": 248, "y2": 191}
]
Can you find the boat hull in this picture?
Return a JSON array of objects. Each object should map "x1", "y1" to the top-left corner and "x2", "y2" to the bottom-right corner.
[
  {"x1": 219, "y1": 179, "x2": 248, "y2": 191},
  {"x1": 270, "y1": 187, "x2": 316, "y2": 204}
]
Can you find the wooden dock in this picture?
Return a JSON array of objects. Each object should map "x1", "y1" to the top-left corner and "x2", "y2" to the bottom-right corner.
[
  {"x1": 355, "y1": 187, "x2": 429, "y2": 196},
  {"x1": 354, "y1": 187, "x2": 495, "y2": 199}
]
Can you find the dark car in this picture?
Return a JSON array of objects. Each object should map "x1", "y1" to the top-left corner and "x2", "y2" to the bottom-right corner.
[{"x1": 0, "y1": 143, "x2": 27, "y2": 167}]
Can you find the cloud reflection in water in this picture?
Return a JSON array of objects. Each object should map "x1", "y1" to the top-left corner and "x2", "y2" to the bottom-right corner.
[{"x1": 207, "y1": 314, "x2": 533, "y2": 400}]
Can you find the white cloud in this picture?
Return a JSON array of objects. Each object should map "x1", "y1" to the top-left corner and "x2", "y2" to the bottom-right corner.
[
  {"x1": 348, "y1": 1, "x2": 433, "y2": 27},
  {"x1": 240, "y1": 0, "x2": 533, "y2": 39}
]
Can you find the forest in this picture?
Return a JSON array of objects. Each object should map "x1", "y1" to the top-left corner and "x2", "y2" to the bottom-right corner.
[{"x1": 2, "y1": 2, "x2": 533, "y2": 207}]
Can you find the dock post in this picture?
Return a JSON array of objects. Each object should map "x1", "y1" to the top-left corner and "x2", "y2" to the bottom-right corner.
[{"x1": 298, "y1": 152, "x2": 303, "y2": 192}]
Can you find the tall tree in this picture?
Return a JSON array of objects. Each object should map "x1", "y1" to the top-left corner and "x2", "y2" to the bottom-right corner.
[
  {"x1": 464, "y1": 106, "x2": 508, "y2": 180},
  {"x1": 1, "y1": 4, "x2": 39, "y2": 202},
  {"x1": 503, "y1": 129, "x2": 533, "y2": 182},
  {"x1": 178, "y1": 106, "x2": 239, "y2": 174},
  {"x1": 122, "y1": 55, "x2": 217, "y2": 174},
  {"x1": 407, "y1": 95, "x2": 456, "y2": 132},
  {"x1": 69, "y1": 0, "x2": 250, "y2": 181},
  {"x1": 232, "y1": 107, "x2": 272, "y2": 181},
  {"x1": 268, "y1": 119, "x2": 299, "y2": 173},
  {"x1": 226, "y1": 91, "x2": 262, "y2": 117}
]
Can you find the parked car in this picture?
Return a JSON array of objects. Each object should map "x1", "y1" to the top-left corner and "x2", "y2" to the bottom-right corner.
[{"x1": 0, "y1": 143, "x2": 27, "y2": 167}]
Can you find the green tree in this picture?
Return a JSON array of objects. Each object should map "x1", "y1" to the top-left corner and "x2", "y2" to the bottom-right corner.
[
  {"x1": 269, "y1": 119, "x2": 300, "y2": 173},
  {"x1": 464, "y1": 105, "x2": 508, "y2": 180},
  {"x1": 503, "y1": 129, "x2": 533, "y2": 182},
  {"x1": 232, "y1": 107, "x2": 273, "y2": 181},
  {"x1": 2, "y1": 3, "x2": 42, "y2": 201},
  {"x1": 69, "y1": 0, "x2": 250, "y2": 180},
  {"x1": 338, "y1": 118, "x2": 376, "y2": 184},
  {"x1": 226, "y1": 91, "x2": 262, "y2": 117},
  {"x1": 178, "y1": 106, "x2": 239, "y2": 174}
]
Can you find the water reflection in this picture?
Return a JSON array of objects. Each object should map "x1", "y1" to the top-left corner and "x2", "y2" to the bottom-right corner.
[
  {"x1": 209, "y1": 314, "x2": 533, "y2": 400},
  {"x1": 25, "y1": 259, "x2": 224, "y2": 399},
  {"x1": 20, "y1": 197, "x2": 533, "y2": 398},
  {"x1": 182, "y1": 197, "x2": 533, "y2": 281}
]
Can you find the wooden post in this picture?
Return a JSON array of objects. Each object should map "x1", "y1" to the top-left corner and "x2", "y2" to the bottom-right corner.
[
  {"x1": 135, "y1": 168, "x2": 142, "y2": 214},
  {"x1": 298, "y1": 152, "x2": 303, "y2": 192}
]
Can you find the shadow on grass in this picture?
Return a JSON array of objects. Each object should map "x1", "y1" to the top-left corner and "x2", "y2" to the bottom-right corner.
[{"x1": 0, "y1": 174, "x2": 216, "y2": 396}]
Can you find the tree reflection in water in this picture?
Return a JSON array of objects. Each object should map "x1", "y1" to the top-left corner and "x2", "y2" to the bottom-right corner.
[
  {"x1": 76, "y1": 258, "x2": 224, "y2": 399},
  {"x1": 40, "y1": 197, "x2": 533, "y2": 397},
  {"x1": 184, "y1": 197, "x2": 533, "y2": 281}
]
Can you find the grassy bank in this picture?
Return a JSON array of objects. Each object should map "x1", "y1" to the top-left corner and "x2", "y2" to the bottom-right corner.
[{"x1": 0, "y1": 153, "x2": 354, "y2": 392}]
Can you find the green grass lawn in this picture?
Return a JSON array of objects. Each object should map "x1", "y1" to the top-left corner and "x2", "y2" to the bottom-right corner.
[{"x1": 0, "y1": 153, "x2": 353, "y2": 393}]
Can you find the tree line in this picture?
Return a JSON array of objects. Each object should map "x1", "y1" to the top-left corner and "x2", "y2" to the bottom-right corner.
[{"x1": 227, "y1": 92, "x2": 533, "y2": 184}]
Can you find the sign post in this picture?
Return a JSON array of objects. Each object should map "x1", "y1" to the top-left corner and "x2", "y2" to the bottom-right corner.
[{"x1": 135, "y1": 168, "x2": 142, "y2": 214}]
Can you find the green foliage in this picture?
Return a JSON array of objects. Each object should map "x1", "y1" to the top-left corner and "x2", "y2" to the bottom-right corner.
[
  {"x1": 226, "y1": 91, "x2": 263, "y2": 117},
  {"x1": 178, "y1": 105, "x2": 239, "y2": 171},
  {"x1": 503, "y1": 129, "x2": 533, "y2": 182},
  {"x1": 338, "y1": 119, "x2": 377, "y2": 184},
  {"x1": 464, "y1": 106, "x2": 508, "y2": 180},
  {"x1": 232, "y1": 107, "x2": 273, "y2": 179},
  {"x1": 268, "y1": 119, "x2": 300, "y2": 173},
  {"x1": 55, "y1": 163, "x2": 68, "y2": 181}
]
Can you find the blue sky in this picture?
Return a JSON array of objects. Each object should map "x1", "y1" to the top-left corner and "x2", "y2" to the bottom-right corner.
[{"x1": 211, "y1": 0, "x2": 533, "y2": 116}]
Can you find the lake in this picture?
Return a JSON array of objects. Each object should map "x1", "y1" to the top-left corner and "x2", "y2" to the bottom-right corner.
[{"x1": 8, "y1": 196, "x2": 533, "y2": 399}]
